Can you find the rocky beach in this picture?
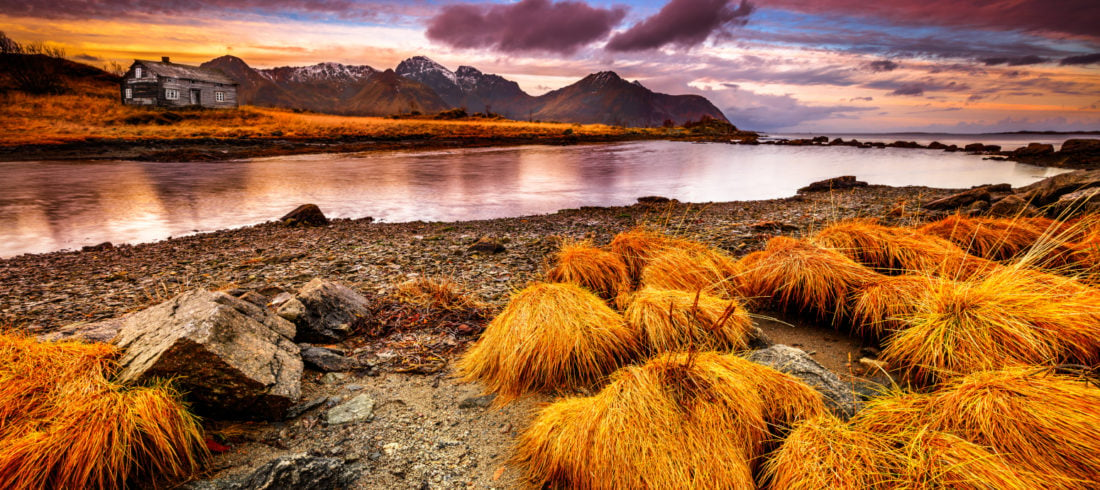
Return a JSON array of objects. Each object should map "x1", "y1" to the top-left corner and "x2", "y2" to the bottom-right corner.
[{"x1": 0, "y1": 181, "x2": 996, "y2": 488}]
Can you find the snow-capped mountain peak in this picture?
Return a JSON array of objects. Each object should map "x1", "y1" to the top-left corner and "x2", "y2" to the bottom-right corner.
[
  {"x1": 395, "y1": 56, "x2": 456, "y2": 85},
  {"x1": 259, "y1": 62, "x2": 375, "y2": 84}
]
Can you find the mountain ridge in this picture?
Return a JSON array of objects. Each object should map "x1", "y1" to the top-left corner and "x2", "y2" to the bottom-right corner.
[{"x1": 202, "y1": 55, "x2": 729, "y2": 127}]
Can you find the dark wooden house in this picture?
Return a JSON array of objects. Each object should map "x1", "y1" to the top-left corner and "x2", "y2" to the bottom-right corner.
[{"x1": 120, "y1": 57, "x2": 238, "y2": 108}]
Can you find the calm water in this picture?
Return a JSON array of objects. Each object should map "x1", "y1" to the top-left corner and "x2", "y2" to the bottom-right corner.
[
  {"x1": 0, "y1": 141, "x2": 1072, "y2": 257},
  {"x1": 770, "y1": 132, "x2": 1099, "y2": 150}
]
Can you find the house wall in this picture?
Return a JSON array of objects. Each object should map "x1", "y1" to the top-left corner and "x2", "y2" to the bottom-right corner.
[
  {"x1": 156, "y1": 78, "x2": 238, "y2": 109},
  {"x1": 120, "y1": 62, "x2": 238, "y2": 109}
]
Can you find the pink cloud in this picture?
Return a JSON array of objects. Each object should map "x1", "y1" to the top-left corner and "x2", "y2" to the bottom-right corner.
[
  {"x1": 425, "y1": 0, "x2": 627, "y2": 55},
  {"x1": 607, "y1": 0, "x2": 755, "y2": 51}
]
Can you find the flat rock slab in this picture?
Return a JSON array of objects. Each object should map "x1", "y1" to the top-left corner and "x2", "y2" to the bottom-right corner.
[
  {"x1": 797, "y1": 176, "x2": 867, "y2": 193},
  {"x1": 325, "y1": 393, "x2": 376, "y2": 426},
  {"x1": 747, "y1": 344, "x2": 862, "y2": 419},
  {"x1": 114, "y1": 290, "x2": 302, "y2": 420}
]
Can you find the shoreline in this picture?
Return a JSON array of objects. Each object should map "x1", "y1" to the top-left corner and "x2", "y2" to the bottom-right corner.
[
  {"x1": 1, "y1": 183, "x2": 959, "y2": 332},
  {"x1": 1, "y1": 130, "x2": 1095, "y2": 168},
  {"x1": 0, "y1": 131, "x2": 753, "y2": 163}
]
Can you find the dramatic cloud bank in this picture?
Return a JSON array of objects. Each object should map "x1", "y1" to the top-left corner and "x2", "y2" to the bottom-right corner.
[
  {"x1": 0, "y1": 0, "x2": 370, "y2": 20},
  {"x1": 764, "y1": 0, "x2": 1100, "y2": 40},
  {"x1": 606, "y1": 0, "x2": 755, "y2": 51},
  {"x1": 425, "y1": 0, "x2": 626, "y2": 54}
]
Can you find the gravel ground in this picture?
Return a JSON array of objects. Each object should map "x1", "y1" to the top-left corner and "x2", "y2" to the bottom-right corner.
[{"x1": 0, "y1": 184, "x2": 958, "y2": 488}]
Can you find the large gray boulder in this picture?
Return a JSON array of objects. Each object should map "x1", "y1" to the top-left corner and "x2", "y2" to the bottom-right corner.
[
  {"x1": 1017, "y1": 169, "x2": 1100, "y2": 206},
  {"x1": 277, "y1": 279, "x2": 373, "y2": 343},
  {"x1": 747, "y1": 344, "x2": 862, "y2": 419},
  {"x1": 114, "y1": 290, "x2": 302, "y2": 420}
]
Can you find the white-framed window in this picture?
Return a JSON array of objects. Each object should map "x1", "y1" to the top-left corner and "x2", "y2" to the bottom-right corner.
[
  {"x1": 215, "y1": 91, "x2": 225, "y2": 102},
  {"x1": 135, "y1": 67, "x2": 142, "y2": 78},
  {"x1": 125, "y1": 88, "x2": 132, "y2": 99},
  {"x1": 165, "y1": 88, "x2": 179, "y2": 100}
]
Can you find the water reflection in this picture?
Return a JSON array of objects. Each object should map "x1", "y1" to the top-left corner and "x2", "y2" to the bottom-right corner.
[{"x1": 0, "y1": 141, "x2": 1069, "y2": 257}]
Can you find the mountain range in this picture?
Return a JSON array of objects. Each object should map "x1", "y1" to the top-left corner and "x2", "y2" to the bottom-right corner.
[{"x1": 199, "y1": 55, "x2": 727, "y2": 127}]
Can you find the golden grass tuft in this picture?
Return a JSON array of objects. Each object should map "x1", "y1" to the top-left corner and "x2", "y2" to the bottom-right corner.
[
  {"x1": 608, "y1": 228, "x2": 717, "y2": 283},
  {"x1": 545, "y1": 241, "x2": 632, "y2": 301},
  {"x1": 764, "y1": 414, "x2": 898, "y2": 489},
  {"x1": 812, "y1": 220, "x2": 998, "y2": 279},
  {"x1": 849, "y1": 275, "x2": 941, "y2": 339},
  {"x1": 918, "y1": 215, "x2": 1058, "y2": 262},
  {"x1": 894, "y1": 429, "x2": 1037, "y2": 489},
  {"x1": 777, "y1": 397, "x2": 1039, "y2": 489},
  {"x1": 456, "y1": 282, "x2": 638, "y2": 403},
  {"x1": 622, "y1": 287, "x2": 753, "y2": 354},
  {"x1": 393, "y1": 276, "x2": 486, "y2": 311},
  {"x1": 513, "y1": 352, "x2": 824, "y2": 488},
  {"x1": 638, "y1": 246, "x2": 744, "y2": 300},
  {"x1": 739, "y1": 236, "x2": 881, "y2": 319},
  {"x1": 0, "y1": 332, "x2": 206, "y2": 490},
  {"x1": 918, "y1": 368, "x2": 1100, "y2": 487},
  {"x1": 880, "y1": 267, "x2": 1100, "y2": 386}
]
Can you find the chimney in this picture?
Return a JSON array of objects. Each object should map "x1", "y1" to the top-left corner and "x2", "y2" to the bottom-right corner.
[{"x1": 162, "y1": 56, "x2": 170, "y2": 63}]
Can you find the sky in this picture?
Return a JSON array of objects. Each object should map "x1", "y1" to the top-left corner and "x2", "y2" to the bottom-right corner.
[{"x1": 2, "y1": 0, "x2": 1098, "y2": 132}]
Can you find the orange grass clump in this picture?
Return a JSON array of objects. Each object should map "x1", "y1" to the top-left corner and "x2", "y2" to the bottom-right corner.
[
  {"x1": 919, "y1": 368, "x2": 1100, "y2": 488},
  {"x1": 0, "y1": 333, "x2": 207, "y2": 490},
  {"x1": 545, "y1": 241, "x2": 632, "y2": 301},
  {"x1": 776, "y1": 398, "x2": 1039, "y2": 489},
  {"x1": 918, "y1": 215, "x2": 1068, "y2": 262},
  {"x1": 894, "y1": 429, "x2": 1037, "y2": 489},
  {"x1": 393, "y1": 276, "x2": 486, "y2": 311},
  {"x1": 739, "y1": 236, "x2": 881, "y2": 319},
  {"x1": 880, "y1": 267, "x2": 1100, "y2": 386},
  {"x1": 622, "y1": 287, "x2": 753, "y2": 354},
  {"x1": 764, "y1": 414, "x2": 898, "y2": 489},
  {"x1": 456, "y1": 283, "x2": 638, "y2": 403},
  {"x1": 608, "y1": 228, "x2": 716, "y2": 283},
  {"x1": 639, "y1": 247, "x2": 744, "y2": 300},
  {"x1": 849, "y1": 275, "x2": 941, "y2": 339},
  {"x1": 812, "y1": 220, "x2": 998, "y2": 279},
  {"x1": 513, "y1": 352, "x2": 824, "y2": 489}
]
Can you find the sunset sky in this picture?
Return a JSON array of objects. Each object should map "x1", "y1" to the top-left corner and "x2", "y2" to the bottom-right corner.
[{"x1": 3, "y1": 0, "x2": 1098, "y2": 132}]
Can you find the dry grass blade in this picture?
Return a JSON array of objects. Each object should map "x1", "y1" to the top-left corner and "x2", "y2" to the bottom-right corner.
[
  {"x1": 739, "y1": 236, "x2": 881, "y2": 320},
  {"x1": 456, "y1": 283, "x2": 638, "y2": 403},
  {"x1": 513, "y1": 352, "x2": 823, "y2": 489},
  {"x1": 545, "y1": 241, "x2": 632, "y2": 302},
  {"x1": 623, "y1": 287, "x2": 753, "y2": 354}
]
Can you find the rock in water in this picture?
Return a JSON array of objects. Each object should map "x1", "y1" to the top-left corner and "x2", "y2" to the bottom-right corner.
[
  {"x1": 280, "y1": 204, "x2": 329, "y2": 227},
  {"x1": 747, "y1": 344, "x2": 862, "y2": 419},
  {"x1": 185, "y1": 454, "x2": 363, "y2": 490},
  {"x1": 277, "y1": 279, "x2": 373, "y2": 343},
  {"x1": 797, "y1": 176, "x2": 868, "y2": 193},
  {"x1": 113, "y1": 290, "x2": 302, "y2": 420}
]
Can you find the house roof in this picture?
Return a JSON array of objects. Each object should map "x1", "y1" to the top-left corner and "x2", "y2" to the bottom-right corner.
[{"x1": 135, "y1": 59, "x2": 237, "y2": 85}]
